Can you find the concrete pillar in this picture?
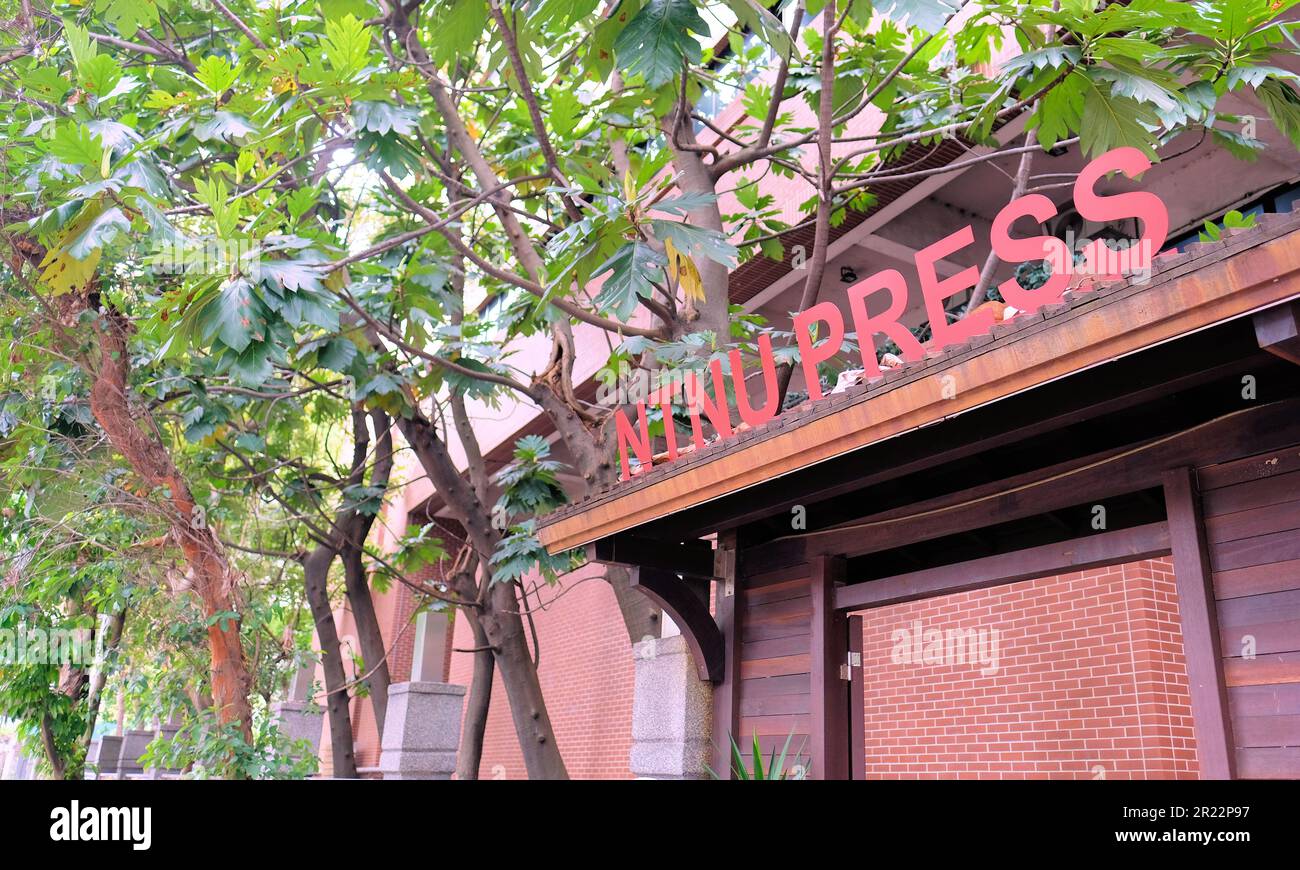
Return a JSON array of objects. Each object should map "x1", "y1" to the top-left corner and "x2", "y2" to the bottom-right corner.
[
  {"x1": 377, "y1": 682, "x2": 466, "y2": 780},
  {"x1": 144, "y1": 723, "x2": 184, "y2": 779},
  {"x1": 271, "y1": 700, "x2": 324, "y2": 759},
  {"x1": 629, "y1": 633, "x2": 714, "y2": 779},
  {"x1": 118, "y1": 729, "x2": 153, "y2": 779},
  {"x1": 288, "y1": 659, "x2": 316, "y2": 701},
  {"x1": 272, "y1": 660, "x2": 323, "y2": 761},
  {"x1": 87, "y1": 734, "x2": 123, "y2": 779}
]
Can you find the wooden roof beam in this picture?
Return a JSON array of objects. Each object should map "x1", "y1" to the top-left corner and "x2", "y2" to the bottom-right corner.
[
  {"x1": 742, "y1": 398, "x2": 1300, "y2": 569},
  {"x1": 1255, "y1": 300, "x2": 1300, "y2": 365},
  {"x1": 834, "y1": 521, "x2": 1171, "y2": 611},
  {"x1": 586, "y1": 534, "x2": 718, "y2": 580}
]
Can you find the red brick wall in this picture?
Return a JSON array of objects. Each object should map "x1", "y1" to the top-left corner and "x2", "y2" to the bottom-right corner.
[
  {"x1": 447, "y1": 561, "x2": 636, "y2": 779},
  {"x1": 858, "y1": 559, "x2": 1198, "y2": 779}
]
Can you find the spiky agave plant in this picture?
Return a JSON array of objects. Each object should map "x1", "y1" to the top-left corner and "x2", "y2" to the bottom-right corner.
[{"x1": 708, "y1": 732, "x2": 809, "y2": 780}]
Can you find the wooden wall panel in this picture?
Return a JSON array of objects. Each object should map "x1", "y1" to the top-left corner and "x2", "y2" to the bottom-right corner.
[
  {"x1": 1200, "y1": 447, "x2": 1300, "y2": 778},
  {"x1": 733, "y1": 568, "x2": 814, "y2": 773}
]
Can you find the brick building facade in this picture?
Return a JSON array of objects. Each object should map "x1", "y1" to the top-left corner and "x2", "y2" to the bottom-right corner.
[{"x1": 337, "y1": 556, "x2": 1198, "y2": 779}]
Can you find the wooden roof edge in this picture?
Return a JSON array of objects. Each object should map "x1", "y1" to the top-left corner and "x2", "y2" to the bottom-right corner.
[{"x1": 536, "y1": 209, "x2": 1300, "y2": 554}]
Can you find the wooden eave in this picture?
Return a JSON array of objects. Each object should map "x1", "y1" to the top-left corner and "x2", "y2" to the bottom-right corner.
[{"x1": 537, "y1": 211, "x2": 1300, "y2": 554}]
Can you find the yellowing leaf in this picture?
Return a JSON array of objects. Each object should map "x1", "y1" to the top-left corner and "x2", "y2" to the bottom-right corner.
[
  {"x1": 37, "y1": 199, "x2": 116, "y2": 295},
  {"x1": 676, "y1": 251, "x2": 703, "y2": 302},
  {"x1": 664, "y1": 237, "x2": 703, "y2": 302},
  {"x1": 39, "y1": 244, "x2": 101, "y2": 296}
]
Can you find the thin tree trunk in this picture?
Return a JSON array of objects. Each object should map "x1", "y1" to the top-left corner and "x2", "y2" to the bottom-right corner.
[
  {"x1": 341, "y1": 543, "x2": 389, "y2": 738},
  {"x1": 339, "y1": 408, "x2": 395, "y2": 737},
  {"x1": 455, "y1": 590, "x2": 493, "y2": 780},
  {"x1": 47, "y1": 596, "x2": 92, "y2": 779},
  {"x1": 87, "y1": 308, "x2": 254, "y2": 744},
  {"x1": 775, "y1": 0, "x2": 838, "y2": 409},
  {"x1": 40, "y1": 714, "x2": 66, "y2": 780},
  {"x1": 80, "y1": 607, "x2": 127, "y2": 756},
  {"x1": 479, "y1": 579, "x2": 567, "y2": 779},
  {"x1": 964, "y1": 127, "x2": 1039, "y2": 315},
  {"x1": 302, "y1": 545, "x2": 358, "y2": 779},
  {"x1": 662, "y1": 108, "x2": 731, "y2": 338},
  {"x1": 446, "y1": 290, "x2": 499, "y2": 780},
  {"x1": 398, "y1": 413, "x2": 569, "y2": 778}
]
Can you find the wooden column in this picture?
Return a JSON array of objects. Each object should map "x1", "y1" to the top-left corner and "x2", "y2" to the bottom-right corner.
[
  {"x1": 711, "y1": 531, "x2": 741, "y2": 779},
  {"x1": 1163, "y1": 467, "x2": 1236, "y2": 779},
  {"x1": 810, "y1": 555, "x2": 849, "y2": 780},
  {"x1": 848, "y1": 614, "x2": 865, "y2": 781}
]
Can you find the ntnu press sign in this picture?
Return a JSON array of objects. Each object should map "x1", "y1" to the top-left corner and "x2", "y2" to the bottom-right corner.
[{"x1": 615, "y1": 147, "x2": 1168, "y2": 480}]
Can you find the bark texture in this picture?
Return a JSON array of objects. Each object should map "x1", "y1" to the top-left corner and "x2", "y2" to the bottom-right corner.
[
  {"x1": 302, "y1": 544, "x2": 359, "y2": 778},
  {"x1": 87, "y1": 308, "x2": 254, "y2": 742}
]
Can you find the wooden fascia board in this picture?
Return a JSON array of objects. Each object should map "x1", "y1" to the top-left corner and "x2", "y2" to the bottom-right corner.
[{"x1": 538, "y1": 229, "x2": 1300, "y2": 554}]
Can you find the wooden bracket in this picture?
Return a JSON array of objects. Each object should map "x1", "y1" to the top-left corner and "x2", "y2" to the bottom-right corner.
[
  {"x1": 629, "y1": 566, "x2": 724, "y2": 684},
  {"x1": 1253, "y1": 301, "x2": 1300, "y2": 365}
]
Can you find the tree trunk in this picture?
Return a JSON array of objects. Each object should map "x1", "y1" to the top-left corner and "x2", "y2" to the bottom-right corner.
[
  {"x1": 79, "y1": 607, "x2": 127, "y2": 767},
  {"x1": 87, "y1": 308, "x2": 253, "y2": 743},
  {"x1": 302, "y1": 545, "x2": 359, "y2": 779},
  {"x1": 398, "y1": 413, "x2": 569, "y2": 778},
  {"x1": 46, "y1": 596, "x2": 93, "y2": 779},
  {"x1": 964, "y1": 127, "x2": 1040, "y2": 315},
  {"x1": 775, "y1": 0, "x2": 838, "y2": 409},
  {"x1": 40, "y1": 714, "x2": 66, "y2": 780},
  {"x1": 341, "y1": 542, "x2": 390, "y2": 738},
  {"x1": 662, "y1": 112, "x2": 731, "y2": 339},
  {"x1": 478, "y1": 579, "x2": 568, "y2": 779},
  {"x1": 455, "y1": 599, "x2": 493, "y2": 780},
  {"x1": 337, "y1": 407, "x2": 394, "y2": 738}
]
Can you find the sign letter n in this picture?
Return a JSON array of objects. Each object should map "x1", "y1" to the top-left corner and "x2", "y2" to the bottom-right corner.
[{"x1": 616, "y1": 403, "x2": 655, "y2": 481}]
